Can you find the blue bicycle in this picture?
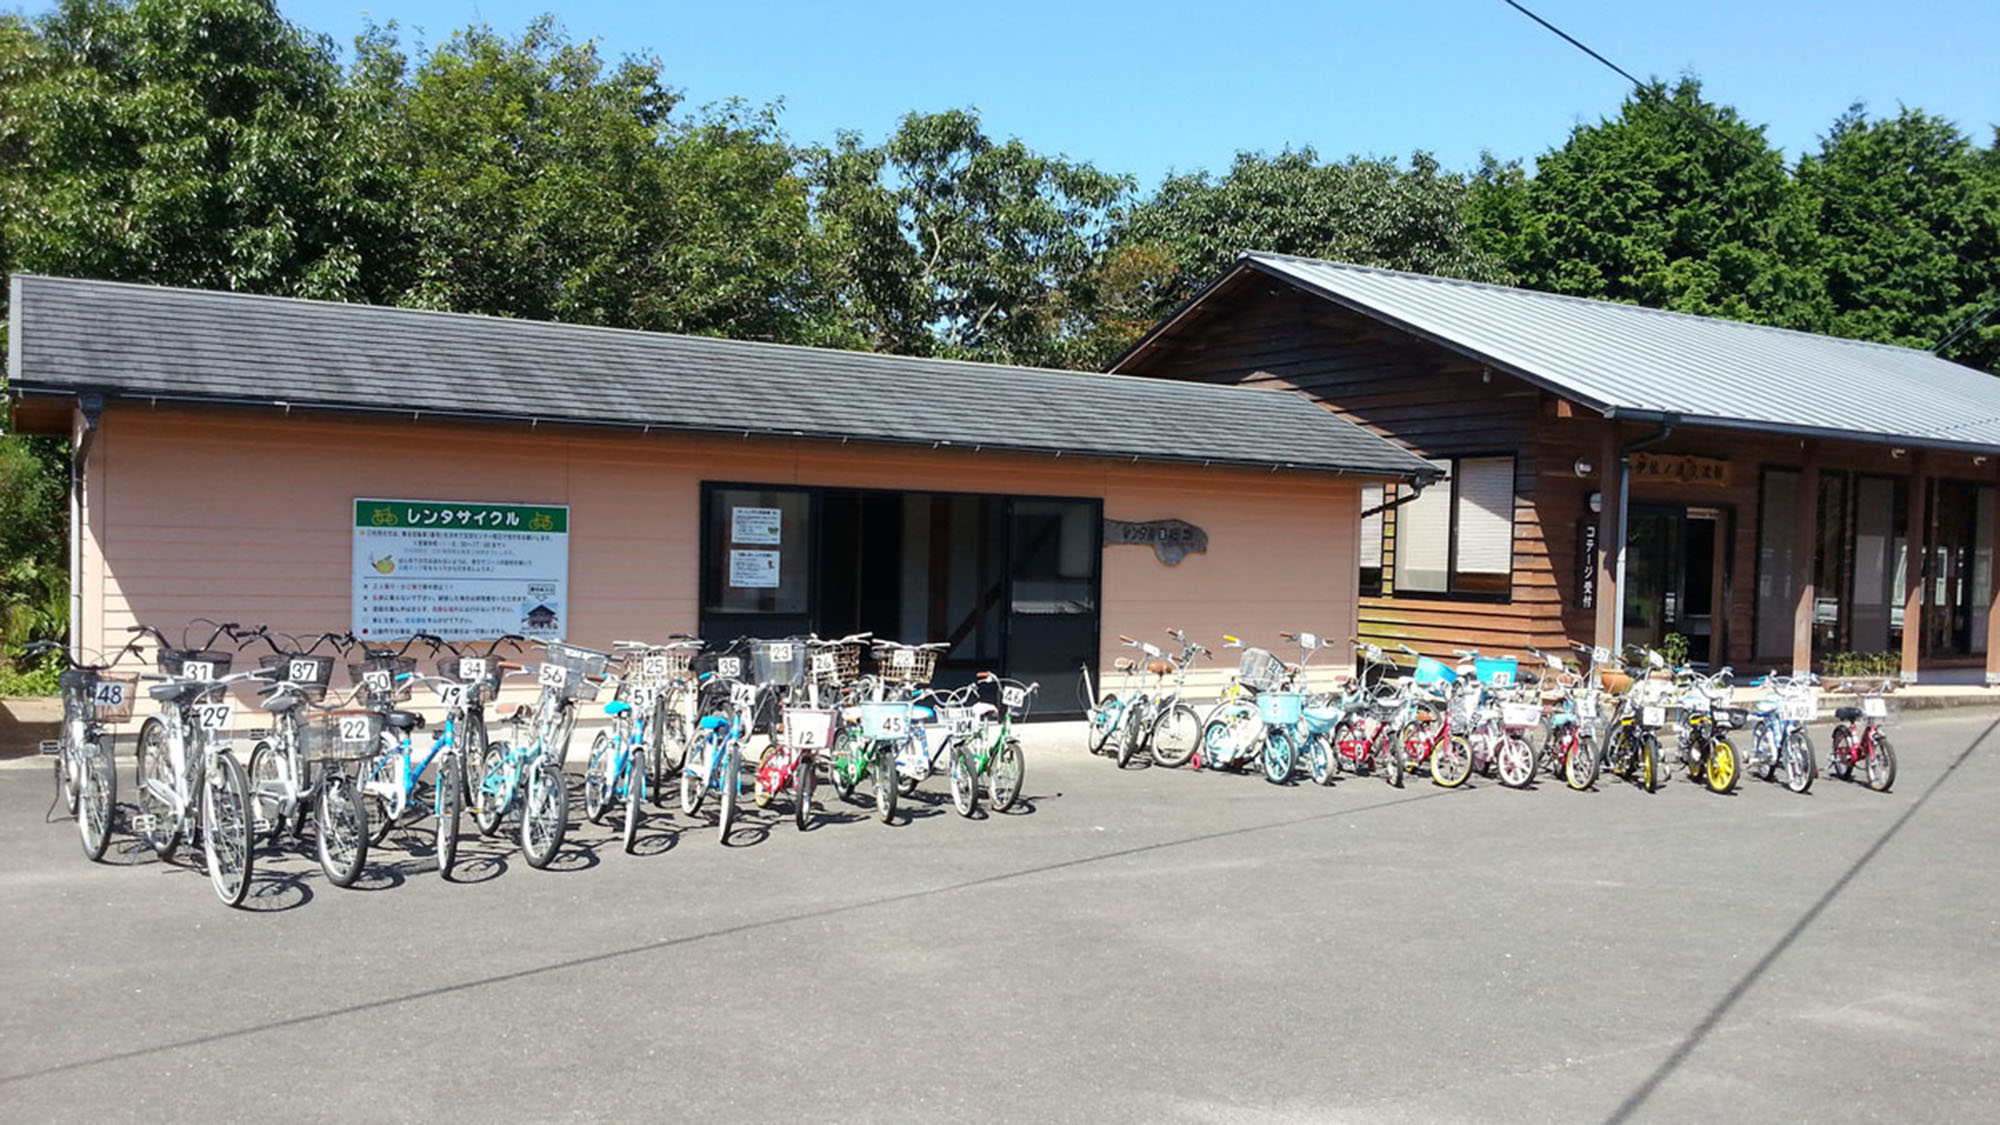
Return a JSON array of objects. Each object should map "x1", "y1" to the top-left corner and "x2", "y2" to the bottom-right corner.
[
  {"x1": 583, "y1": 642, "x2": 667, "y2": 854},
  {"x1": 1256, "y1": 631, "x2": 1343, "y2": 785},
  {"x1": 681, "y1": 642, "x2": 763, "y2": 845},
  {"x1": 476, "y1": 641, "x2": 606, "y2": 868},
  {"x1": 1746, "y1": 672, "x2": 1817, "y2": 794}
]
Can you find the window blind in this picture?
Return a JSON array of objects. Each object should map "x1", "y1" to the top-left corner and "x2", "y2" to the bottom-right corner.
[
  {"x1": 1359, "y1": 484, "x2": 1383, "y2": 569},
  {"x1": 1454, "y1": 457, "x2": 1515, "y2": 575},
  {"x1": 1394, "y1": 462, "x2": 1451, "y2": 593}
]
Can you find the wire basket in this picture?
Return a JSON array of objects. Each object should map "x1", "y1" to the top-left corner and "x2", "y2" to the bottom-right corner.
[
  {"x1": 303, "y1": 710, "x2": 387, "y2": 762},
  {"x1": 539, "y1": 642, "x2": 608, "y2": 702},
  {"x1": 872, "y1": 644, "x2": 939, "y2": 687},
  {"x1": 159, "y1": 648, "x2": 233, "y2": 679},
  {"x1": 62, "y1": 670, "x2": 138, "y2": 723},
  {"x1": 1237, "y1": 647, "x2": 1287, "y2": 692},
  {"x1": 438, "y1": 655, "x2": 505, "y2": 699},
  {"x1": 781, "y1": 705, "x2": 838, "y2": 752},
  {"x1": 807, "y1": 642, "x2": 864, "y2": 687},
  {"x1": 630, "y1": 648, "x2": 694, "y2": 687},
  {"x1": 349, "y1": 656, "x2": 416, "y2": 703},
  {"x1": 259, "y1": 653, "x2": 336, "y2": 703},
  {"x1": 749, "y1": 638, "x2": 808, "y2": 688}
]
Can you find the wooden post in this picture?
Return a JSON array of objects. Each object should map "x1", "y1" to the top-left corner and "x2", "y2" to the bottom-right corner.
[
  {"x1": 1593, "y1": 425, "x2": 1622, "y2": 656},
  {"x1": 1792, "y1": 446, "x2": 1819, "y2": 676},
  {"x1": 1900, "y1": 454, "x2": 1928, "y2": 683}
]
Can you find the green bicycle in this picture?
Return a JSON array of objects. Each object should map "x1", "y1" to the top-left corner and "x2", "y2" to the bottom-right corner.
[{"x1": 965, "y1": 671, "x2": 1033, "y2": 813}]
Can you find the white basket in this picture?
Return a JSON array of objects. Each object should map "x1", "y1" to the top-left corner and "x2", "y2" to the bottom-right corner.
[
  {"x1": 938, "y1": 705, "x2": 979, "y2": 737},
  {"x1": 782, "y1": 706, "x2": 837, "y2": 752},
  {"x1": 1500, "y1": 701, "x2": 1541, "y2": 730},
  {"x1": 858, "y1": 701, "x2": 913, "y2": 741}
]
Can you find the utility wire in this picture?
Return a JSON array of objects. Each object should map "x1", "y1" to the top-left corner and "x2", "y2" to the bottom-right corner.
[{"x1": 1498, "y1": 0, "x2": 1991, "y2": 361}]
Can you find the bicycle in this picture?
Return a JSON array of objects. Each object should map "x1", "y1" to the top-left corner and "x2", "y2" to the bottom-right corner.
[
  {"x1": 1195, "y1": 635, "x2": 1285, "y2": 773},
  {"x1": 1327, "y1": 643, "x2": 1409, "y2": 787},
  {"x1": 475, "y1": 641, "x2": 605, "y2": 867},
  {"x1": 968, "y1": 672, "x2": 1034, "y2": 812},
  {"x1": 237, "y1": 627, "x2": 372, "y2": 886},
  {"x1": 920, "y1": 681, "x2": 987, "y2": 816},
  {"x1": 1745, "y1": 672, "x2": 1818, "y2": 794},
  {"x1": 1596, "y1": 647, "x2": 1670, "y2": 793},
  {"x1": 1670, "y1": 664, "x2": 1742, "y2": 795},
  {"x1": 681, "y1": 640, "x2": 765, "y2": 842},
  {"x1": 1526, "y1": 646, "x2": 1602, "y2": 792},
  {"x1": 27, "y1": 639, "x2": 137, "y2": 861},
  {"x1": 1254, "y1": 631, "x2": 1343, "y2": 785},
  {"x1": 1397, "y1": 646, "x2": 1473, "y2": 787},
  {"x1": 822, "y1": 674, "x2": 901, "y2": 825},
  {"x1": 755, "y1": 634, "x2": 865, "y2": 830},
  {"x1": 1448, "y1": 649, "x2": 1536, "y2": 789},
  {"x1": 127, "y1": 620, "x2": 261, "y2": 906},
  {"x1": 644, "y1": 635, "x2": 705, "y2": 806},
  {"x1": 1828, "y1": 681, "x2": 1896, "y2": 792},
  {"x1": 1081, "y1": 650, "x2": 1141, "y2": 757},
  {"x1": 1103, "y1": 630, "x2": 1205, "y2": 769}
]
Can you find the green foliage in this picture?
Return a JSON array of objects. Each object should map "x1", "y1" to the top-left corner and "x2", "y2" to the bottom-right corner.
[
  {"x1": 0, "y1": 646, "x2": 62, "y2": 696},
  {"x1": 1660, "y1": 632, "x2": 1691, "y2": 669},
  {"x1": 0, "y1": 436, "x2": 68, "y2": 656},
  {"x1": 1821, "y1": 651, "x2": 1900, "y2": 679}
]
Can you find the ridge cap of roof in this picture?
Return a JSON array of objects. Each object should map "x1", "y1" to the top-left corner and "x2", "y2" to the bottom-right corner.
[{"x1": 1237, "y1": 251, "x2": 1946, "y2": 362}]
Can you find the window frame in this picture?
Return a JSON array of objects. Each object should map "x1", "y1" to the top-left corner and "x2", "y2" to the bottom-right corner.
[{"x1": 1380, "y1": 452, "x2": 1517, "y2": 604}]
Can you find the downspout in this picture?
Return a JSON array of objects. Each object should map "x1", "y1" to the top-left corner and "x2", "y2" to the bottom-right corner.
[
  {"x1": 1612, "y1": 415, "x2": 1678, "y2": 654},
  {"x1": 70, "y1": 393, "x2": 104, "y2": 653}
]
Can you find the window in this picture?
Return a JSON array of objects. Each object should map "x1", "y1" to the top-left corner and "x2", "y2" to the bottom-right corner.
[
  {"x1": 704, "y1": 487, "x2": 812, "y2": 615},
  {"x1": 1386, "y1": 455, "x2": 1515, "y2": 599},
  {"x1": 1359, "y1": 484, "x2": 1385, "y2": 595}
]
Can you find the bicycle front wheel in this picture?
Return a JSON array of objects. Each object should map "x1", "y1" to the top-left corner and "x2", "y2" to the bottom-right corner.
[
  {"x1": 1704, "y1": 735, "x2": 1739, "y2": 795},
  {"x1": 1563, "y1": 730, "x2": 1599, "y2": 791},
  {"x1": 521, "y1": 757, "x2": 568, "y2": 868},
  {"x1": 622, "y1": 748, "x2": 644, "y2": 854},
  {"x1": 989, "y1": 736, "x2": 1024, "y2": 811},
  {"x1": 134, "y1": 718, "x2": 180, "y2": 860},
  {"x1": 794, "y1": 751, "x2": 816, "y2": 831},
  {"x1": 1262, "y1": 726, "x2": 1296, "y2": 784},
  {"x1": 78, "y1": 739, "x2": 116, "y2": 862},
  {"x1": 680, "y1": 739, "x2": 709, "y2": 816},
  {"x1": 584, "y1": 732, "x2": 614, "y2": 824},
  {"x1": 1866, "y1": 733, "x2": 1896, "y2": 792},
  {"x1": 473, "y1": 744, "x2": 508, "y2": 837},
  {"x1": 1087, "y1": 695, "x2": 1123, "y2": 756},
  {"x1": 949, "y1": 745, "x2": 978, "y2": 817},
  {"x1": 436, "y1": 753, "x2": 463, "y2": 878},
  {"x1": 57, "y1": 737, "x2": 80, "y2": 816},
  {"x1": 872, "y1": 745, "x2": 898, "y2": 824},
  {"x1": 1497, "y1": 734, "x2": 1535, "y2": 789},
  {"x1": 1150, "y1": 704, "x2": 1200, "y2": 768},
  {"x1": 316, "y1": 767, "x2": 367, "y2": 888},
  {"x1": 717, "y1": 741, "x2": 738, "y2": 844},
  {"x1": 1429, "y1": 732, "x2": 1472, "y2": 789},
  {"x1": 1782, "y1": 729, "x2": 1815, "y2": 794},
  {"x1": 202, "y1": 750, "x2": 254, "y2": 908}
]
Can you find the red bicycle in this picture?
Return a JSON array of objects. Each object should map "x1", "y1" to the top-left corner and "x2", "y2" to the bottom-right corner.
[{"x1": 1827, "y1": 682, "x2": 1897, "y2": 792}]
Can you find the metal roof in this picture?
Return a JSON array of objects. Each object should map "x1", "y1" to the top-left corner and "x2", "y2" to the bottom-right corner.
[
  {"x1": 1141, "y1": 251, "x2": 2000, "y2": 452},
  {"x1": 5, "y1": 274, "x2": 1436, "y2": 480}
]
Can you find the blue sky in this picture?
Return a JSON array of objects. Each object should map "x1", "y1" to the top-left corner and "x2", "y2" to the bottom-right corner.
[{"x1": 113, "y1": 1, "x2": 2000, "y2": 185}]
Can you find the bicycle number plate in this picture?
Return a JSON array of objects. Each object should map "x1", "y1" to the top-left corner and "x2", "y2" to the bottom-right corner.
[
  {"x1": 947, "y1": 713, "x2": 976, "y2": 736},
  {"x1": 363, "y1": 669, "x2": 392, "y2": 695},
  {"x1": 1001, "y1": 685, "x2": 1026, "y2": 709},
  {"x1": 717, "y1": 656, "x2": 742, "y2": 678},
  {"x1": 458, "y1": 657, "x2": 487, "y2": 682},
  {"x1": 538, "y1": 663, "x2": 567, "y2": 689},
  {"x1": 38, "y1": 739, "x2": 59, "y2": 756},
  {"x1": 1299, "y1": 632, "x2": 1318, "y2": 649},
  {"x1": 1501, "y1": 702, "x2": 1540, "y2": 729},
  {"x1": 1591, "y1": 647, "x2": 1611, "y2": 667},
  {"x1": 889, "y1": 648, "x2": 914, "y2": 668},
  {"x1": 728, "y1": 682, "x2": 757, "y2": 708},
  {"x1": 1640, "y1": 705, "x2": 1665, "y2": 729},
  {"x1": 338, "y1": 716, "x2": 372, "y2": 744},
  {"x1": 1576, "y1": 696, "x2": 1599, "y2": 720},
  {"x1": 182, "y1": 660, "x2": 215, "y2": 682},
  {"x1": 1862, "y1": 697, "x2": 1888, "y2": 719},
  {"x1": 768, "y1": 642, "x2": 794, "y2": 663},
  {"x1": 196, "y1": 703, "x2": 232, "y2": 731},
  {"x1": 877, "y1": 712, "x2": 906, "y2": 735},
  {"x1": 811, "y1": 652, "x2": 836, "y2": 674},
  {"x1": 287, "y1": 658, "x2": 319, "y2": 683},
  {"x1": 1487, "y1": 669, "x2": 1516, "y2": 687},
  {"x1": 641, "y1": 655, "x2": 667, "y2": 678},
  {"x1": 436, "y1": 683, "x2": 467, "y2": 710},
  {"x1": 1781, "y1": 699, "x2": 1816, "y2": 722},
  {"x1": 92, "y1": 680, "x2": 128, "y2": 708}
]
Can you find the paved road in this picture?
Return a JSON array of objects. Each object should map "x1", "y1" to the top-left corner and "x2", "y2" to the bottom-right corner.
[{"x1": 2, "y1": 712, "x2": 1996, "y2": 1123}]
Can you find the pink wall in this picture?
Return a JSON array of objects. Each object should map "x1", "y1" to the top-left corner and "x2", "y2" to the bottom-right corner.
[{"x1": 81, "y1": 406, "x2": 1363, "y2": 702}]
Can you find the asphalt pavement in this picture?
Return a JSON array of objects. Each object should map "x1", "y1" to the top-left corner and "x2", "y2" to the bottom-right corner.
[{"x1": 2, "y1": 712, "x2": 1996, "y2": 1123}]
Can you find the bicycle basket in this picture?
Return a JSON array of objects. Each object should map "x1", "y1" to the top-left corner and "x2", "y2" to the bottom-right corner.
[
  {"x1": 541, "y1": 642, "x2": 608, "y2": 702},
  {"x1": 1413, "y1": 656, "x2": 1457, "y2": 686},
  {"x1": 348, "y1": 656, "x2": 416, "y2": 702},
  {"x1": 749, "y1": 638, "x2": 808, "y2": 688},
  {"x1": 1256, "y1": 691, "x2": 1304, "y2": 725},
  {"x1": 159, "y1": 648, "x2": 233, "y2": 679},
  {"x1": 303, "y1": 710, "x2": 387, "y2": 762},
  {"x1": 937, "y1": 705, "x2": 981, "y2": 738},
  {"x1": 857, "y1": 701, "x2": 914, "y2": 741},
  {"x1": 1473, "y1": 656, "x2": 1519, "y2": 687},
  {"x1": 630, "y1": 648, "x2": 694, "y2": 687},
  {"x1": 872, "y1": 644, "x2": 939, "y2": 687},
  {"x1": 258, "y1": 653, "x2": 336, "y2": 702},
  {"x1": 1237, "y1": 647, "x2": 1287, "y2": 692},
  {"x1": 438, "y1": 655, "x2": 504, "y2": 700},
  {"x1": 65, "y1": 671, "x2": 137, "y2": 723},
  {"x1": 781, "y1": 705, "x2": 838, "y2": 752},
  {"x1": 807, "y1": 642, "x2": 864, "y2": 687}
]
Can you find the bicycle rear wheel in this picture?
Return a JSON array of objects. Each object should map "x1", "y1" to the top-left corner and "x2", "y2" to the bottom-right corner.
[
  {"x1": 717, "y1": 741, "x2": 739, "y2": 844},
  {"x1": 1116, "y1": 700, "x2": 1146, "y2": 768},
  {"x1": 1087, "y1": 695, "x2": 1123, "y2": 756},
  {"x1": 622, "y1": 747, "x2": 644, "y2": 854},
  {"x1": 134, "y1": 718, "x2": 181, "y2": 861},
  {"x1": 203, "y1": 750, "x2": 254, "y2": 908},
  {"x1": 1150, "y1": 704, "x2": 1200, "y2": 768},
  {"x1": 316, "y1": 767, "x2": 367, "y2": 888},
  {"x1": 78, "y1": 739, "x2": 116, "y2": 862},
  {"x1": 437, "y1": 753, "x2": 463, "y2": 878}
]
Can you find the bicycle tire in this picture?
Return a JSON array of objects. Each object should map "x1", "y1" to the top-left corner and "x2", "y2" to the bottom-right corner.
[
  {"x1": 203, "y1": 750, "x2": 254, "y2": 908},
  {"x1": 989, "y1": 736, "x2": 1024, "y2": 811},
  {"x1": 57, "y1": 736, "x2": 80, "y2": 817},
  {"x1": 360, "y1": 754, "x2": 395, "y2": 847},
  {"x1": 1115, "y1": 699, "x2": 1146, "y2": 768},
  {"x1": 552, "y1": 702, "x2": 579, "y2": 770},
  {"x1": 134, "y1": 718, "x2": 181, "y2": 861},
  {"x1": 717, "y1": 740, "x2": 738, "y2": 845},
  {"x1": 754, "y1": 743, "x2": 781, "y2": 809},
  {"x1": 1497, "y1": 734, "x2": 1535, "y2": 788},
  {"x1": 437, "y1": 752, "x2": 462, "y2": 878},
  {"x1": 1087, "y1": 694, "x2": 1123, "y2": 756},
  {"x1": 1866, "y1": 733, "x2": 1896, "y2": 793},
  {"x1": 828, "y1": 732, "x2": 859, "y2": 800},
  {"x1": 872, "y1": 744, "x2": 897, "y2": 824},
  {"x1": 1638, "y1": 733, "x2": 1660, "y2": 793},
  {"x1": 248, "y1": 741, "x2": 288, "y2": 847},
  {"x1": 1263, "y1": 726, "x2": 1296, "y2": 784},
  {"x1": 316, "y1": 767, "x2": 367, "y2": 888},
  {"x1": 474, "y1": 744, "x2": 508, "y2": 837},
  {"x1": 1149, "y1": 704, "x2": 1200, "y2": 768},
  {"x1": 1563, "y1": 731, "x2": 1599, "y2": 791},
  {"x1": 949, "y1": 745, "x2": 978, "y2": 817},
  {"x1": 1380, "y1": 728, "x2": 1406, "y2": 788},
  {"x1": 681, "y1": 737, "x2": 708, "y2": 816},
  {"x1": 461, "y1": 709, "x2": 487, "y2": 810},
  {"x1": 794, "y1": 751, "x2": 816, "y2": 831},
  {"x1": 1704, "y1": 735, "x2": 1739, "y2": 795},
  {"x1": 1426, "y1": 730, "x2": 1470, "y2": 788},
  {"x1": 1308, "y1": 734, "x2": 1334, "y2": 786},
  {"x1": 622, "y1": 747, "x2": 644, "y2": 854},
  {"x1": 521, "y1": 757, "x2": 568, "y2": 868},
  {"x1": 78, "y1": 739, "x2": 116, "y2": 862},
  {"x1": 1782, "y1": 728, "x2": 1814, "y2": 794},
  {"x1": 584, "y1": 731, "x2": 614, "y2": 824}
]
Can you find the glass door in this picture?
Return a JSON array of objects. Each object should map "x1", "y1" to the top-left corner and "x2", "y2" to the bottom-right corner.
[{"x1": 1004, "y1": 499, "x2": 1100, "y2": 708}]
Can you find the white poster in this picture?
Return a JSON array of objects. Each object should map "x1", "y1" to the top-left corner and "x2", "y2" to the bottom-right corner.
[
  {"x1": 729, "y1": 549, "x2": 781, "y2": 588},
  {"x1": 732, "y1": 506, "x2": 782, "y2": 544},
  {"x1": 353, "y1": 499, "x2": 569, "y2": 640}
]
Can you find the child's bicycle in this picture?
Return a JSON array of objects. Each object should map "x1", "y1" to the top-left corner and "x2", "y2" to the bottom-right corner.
[
  {"x1": 26, "y1": 638, "x2": 139, "y2": 861},
  {"x1": 476, "y1": 641, "x2": 606, "y2": 868},
  {"x1": 968, "y1": 672, "x2": 1035, "y2": 812},
  {"x1": 1327, "y1": 642, "x2": 1409, "y2": 787},
  {"x1": 756, "y1": 634, "x2": 865, "y2": 830},
  {"x1": 1828, "y1": 681, "x2": 1896, "y2": 792},
  {"x1": 918, "y1": 681, "x2": 986, "y2": 815},
  {"x1": 644, "y1": 636, "x2": 705, "y2": 805},
  {"x1": 1196, "y1": 635, "x2": 1286, "y2": 772}
]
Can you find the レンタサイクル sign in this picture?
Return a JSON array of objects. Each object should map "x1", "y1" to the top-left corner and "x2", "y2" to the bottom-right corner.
[
  {"x1": 352, "y1": 499, "x2": 569, "y2": 640},
  {"x1": 1104, "y1": 518, "x2": 1208, "y2": 565}
]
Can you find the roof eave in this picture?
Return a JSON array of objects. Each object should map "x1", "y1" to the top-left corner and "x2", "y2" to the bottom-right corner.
[{"x1": 1604, "y1": 407, "x2": 2000, "y2": 457}]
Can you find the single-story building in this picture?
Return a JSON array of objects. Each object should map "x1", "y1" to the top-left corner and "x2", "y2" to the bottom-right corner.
[
  {"x1": 1111, "y1": 251, "x2": 2000, "y2": 684},
  {"x1": 5, "y1": 274, "x2": 1435, "y2": 709}
]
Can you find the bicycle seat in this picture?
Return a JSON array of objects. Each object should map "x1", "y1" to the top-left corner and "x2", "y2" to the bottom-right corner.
[
  {"x1": 497, "y1": 703, "x2": 534, "y2": 723},
  {"x1": 603, "y1": 700, "x2": 631, "y2": 717},
  {"x1": 1113, "y1": 657, "x2": 1135, "y2": 672},
  {"x1": 259, "y1": 690, "x2": 303, "y2": 713},
  {"x1": 913, "y1": 705, "x2": 934, "y2": 721},
  {"x1": 698, "y1": 714, "x2": 729, "y2": 732},
  {"x1": 1146, "y1": 659, "x2": 1173, "y2": 677},
  {"x1": 1834, "y1": 705, "x2": 1863, "y2": 722},
  {"x1": 149, "y1": 682, "x2": 198, "y2": 704},
  {"x1": 384, "y1": 710, "x2": 425, "y2": 732}
]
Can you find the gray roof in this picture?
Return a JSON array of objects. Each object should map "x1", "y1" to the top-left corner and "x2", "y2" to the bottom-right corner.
[
  {"x1": 1138, "y1": 251, "x2": 2000, "y2": 452},
  {"x1": 5, "y1": 274, "x2": 1434, "y2": 480}
]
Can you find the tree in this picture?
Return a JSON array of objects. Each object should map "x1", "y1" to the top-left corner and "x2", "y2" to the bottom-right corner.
[
  {"x1": 809, "y1": 109, "x2": 1131, "y2": 366},
  {"x1": 1489, "y1": 78, "x2": 1827, "y2": 330},
  {"x1": 0, "y1": 436, "x2": 66, "y2": 658},
  {"x1": 1799, "y1": 106, "x2": 2000, "y2": 373}
]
